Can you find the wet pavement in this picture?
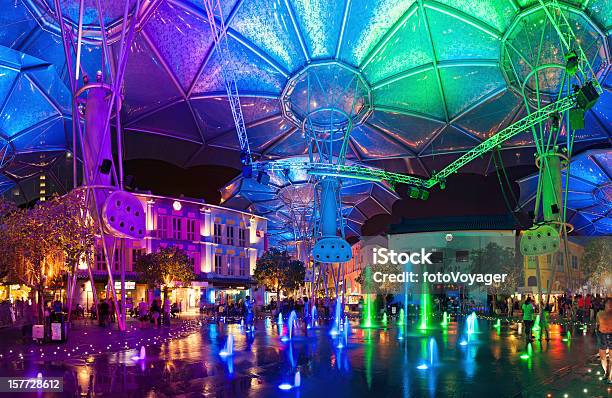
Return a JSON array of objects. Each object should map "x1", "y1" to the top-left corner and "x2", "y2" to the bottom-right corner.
[{"x1": 0, "y1": 315, "x2": 610, "y2": 397}]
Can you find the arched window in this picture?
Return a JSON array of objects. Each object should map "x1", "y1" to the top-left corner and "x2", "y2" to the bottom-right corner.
[{"x1": 527, "y1": 276, "x2": 538, "y2": 287}]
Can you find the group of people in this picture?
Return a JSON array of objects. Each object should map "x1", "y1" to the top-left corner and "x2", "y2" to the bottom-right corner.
[
  {"x1": 558, "y1": 293, "x2": 607, "y2": 322},
  {"x1": 520, "y1": 297, "x2": 552, "y2": 341},
  {"x1": 135, "y1": 298, "x2": 179, "y2": 327},
  {"x1": 94, "y1": 298, "x2": 118, "y2": 327}
]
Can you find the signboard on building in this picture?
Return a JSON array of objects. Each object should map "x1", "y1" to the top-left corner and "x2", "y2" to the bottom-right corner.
[{"x1": 105, "y1": 281, "x2": 136, "y2": 290}]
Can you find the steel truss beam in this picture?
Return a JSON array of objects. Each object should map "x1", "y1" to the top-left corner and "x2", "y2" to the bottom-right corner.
[
  {"x1": 203, "y1": 0, "x2": 252, "y2": 165},
  {"x1": 254, "y1": 94, "x2": 577, "y2": 190}
]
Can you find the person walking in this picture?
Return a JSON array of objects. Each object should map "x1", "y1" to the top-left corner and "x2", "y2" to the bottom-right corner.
[
  {"x1": 596, "y1": 297, "x2": 612, "y2": 384},
  {"x1": 99, "y1": 299, "x2": 109, "y2": 327},
  {"x1": 522, "y1": 297, "x2": 535, "y2": 342},
  {"x1": 244, "y1": 295, "x2": 255, "y2": 332},
  {"x1": 138, "y1": 298, "x2": 148, "y2": 328},
  {"x1": 150, "y1": 299, "x2": 161, "y2": 327},
  {"x1": 507, "y1": 296, "x2": 513, "y2": 317}
]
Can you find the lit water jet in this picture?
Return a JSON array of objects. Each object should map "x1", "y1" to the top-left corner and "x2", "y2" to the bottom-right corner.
[
  {"x1": 337, "y1": 316, "x2": 350, "y2": 348},
  {"x1": 310, "y1": 305, "x2": 318, "y2": 328},
  {"x1": 281, "y1": 310, "x2": 297, "y2": 342},
  {"x1": 362, "y1": 268, "x2": 376, "y2": 328},
  {"x1": 494, "y1": 319, "x2": 501, "y2": 328},
  {"x1": 419, "y1": 283, "x2": 431, "y2": 330},
  {"x1": 278, "y1": 312, "x2": 283, "y2": 335},
  {"x1": 441, "y1": 311, "x2": 448, "y2": 327},
  {"x1": 397, "y1": 308, "x2": 405, "y2": 327},
  {"x1": 362, "y1": 294, "x2": 375, "y2": 328},
  {"x1": 334, "y1": 299, "x2": 342, "y2": 331},
  {"x1": 466, "y1": 312, "x2": 478, "y2": 338},
  {"x1": 220, "y1": 334, "x2": 234, "y2": 357},
  {"x1": 428, "y1": 337, "x2": 438, "y2": 366},
  {"x1": 382, "y1": 313, "x2": 388, "y2": 327},
  {"x1": 532, "y1": 314, "x2": 540, "y2": 332},
  {"x1": 294, "y1": 370, "x2": 301, "y2": 387},
  {"x1": 131, "y1": 345, "x2": 146, "y2": 361}
]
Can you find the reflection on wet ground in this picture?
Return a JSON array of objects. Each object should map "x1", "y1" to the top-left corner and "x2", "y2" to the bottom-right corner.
[{"x1": 1, "y1": 316, "x2": 609, "y2": 397}]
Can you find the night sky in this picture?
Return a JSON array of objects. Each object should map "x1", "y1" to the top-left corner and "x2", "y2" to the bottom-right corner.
[{"x1": 124, "y1": 159, "x2": 537, "y2": 236}]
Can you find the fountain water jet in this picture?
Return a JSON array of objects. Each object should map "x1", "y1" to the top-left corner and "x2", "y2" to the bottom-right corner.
[
  {"x1": 310, "y1": 305, "x2": 318, "y2": 328},
  {"x1": 428, "y1": 337, "x2": 438, "y2": 366},
  {"x1": 278, "y1": 312, "x2": 283, "y2": 335},
  {"x1": 466, "y1": 312, "x2": 478, "y2": 337},
  {"x1": 220, "y1": 334, "x2": 234, "y2": 357},
  {"x1": 397, "y1": 308, "x2": 405, "y2": 327},
  {"x1": 361, "y1": 268, "x2": 376, "y2": 328},
  {"x1": 441, "y1": 311, "x2": 448, "y2": 327},
  {"x1": 294, "y1": 370, "x2": 301, "y2": 387},
  {"x1": 419, "y1": 283, "x2": 431, "y2": 330},
  {"x1": 532, "y1": 314, "x2": 541, "y2": 333},
  {"x1": 131, "y1": 345, "x2": 146, "y2": 361},
  {"x1": 282, "y1": 310, "x2": 297, "y2": 341}
]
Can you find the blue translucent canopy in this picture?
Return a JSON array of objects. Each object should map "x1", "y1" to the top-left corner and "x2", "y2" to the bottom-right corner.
[
  {"x1": 0, "y1": 44, "x2": 71, "y2": 203},
  {"x1": 0, "y1": 0, "x2": 611, "y2": 200},
  {"x1": 517, "y1": 149, "x2": 612, "y2": 235}
]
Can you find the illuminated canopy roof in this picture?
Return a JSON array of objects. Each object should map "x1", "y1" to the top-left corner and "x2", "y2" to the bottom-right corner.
[
  {"x1": 0, "y1": 0, "x2": 611, "y2": 200},
  {"x1": 517, "y1": 149, "x2": 612, "y2": 235},
  {"x1": 0, "y1": 45, "x2": 71, "y2": 203}
]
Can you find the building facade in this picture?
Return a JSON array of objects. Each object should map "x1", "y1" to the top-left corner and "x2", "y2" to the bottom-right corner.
[
  {"x1": 388, "y1": 229, "x2": 518, "y2": 307},
  {"x1": 76, "y1": 193, "x2": 267, "y2": 312},
  {"x1": 522, "y1": 239, "x2": 585, "y2": 295}
]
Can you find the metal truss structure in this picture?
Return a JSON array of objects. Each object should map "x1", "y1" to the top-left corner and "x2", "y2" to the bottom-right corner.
[
  {"x1": 203, "y1": 0, "x2": 251, "y2": 165},
  {"x1": 253, "y1": 93, "x2": 579, "y2": 190},
  {"x1": 52, "y1": 0, "x2": 143, "y2": 331}
]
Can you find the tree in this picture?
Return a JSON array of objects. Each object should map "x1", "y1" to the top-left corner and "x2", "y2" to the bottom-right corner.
[
  {"x1": 48, "y1": 191, "x2": 97, "y2": 318},
  {"x1": 581, "y1": 237, "x2": 612, "y2": 293},
  {"x1": 470, "y1": 242, "x2": 521, "y2": 310},
  {"x1": 356, "y1": 261, "x2": 402, "y2": 296},
  {"x1": 50, "y1": 191, "x2": 96, "y2": 271},
  {"x1": 254, "y1": 248, "x2": 305, "y2": 297},
  {"x1": 0, "y1": 192, "x2": 97, "y2": 322},
  {"x1": 3, "y1": 200, "x2": 63, "y2": 320},
  {"x1": 0, "y1": 197, "x2": 18, "y2": 281},
  {"x1": 134, "y1": 246, "x2": 195, "y2": 299}
]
